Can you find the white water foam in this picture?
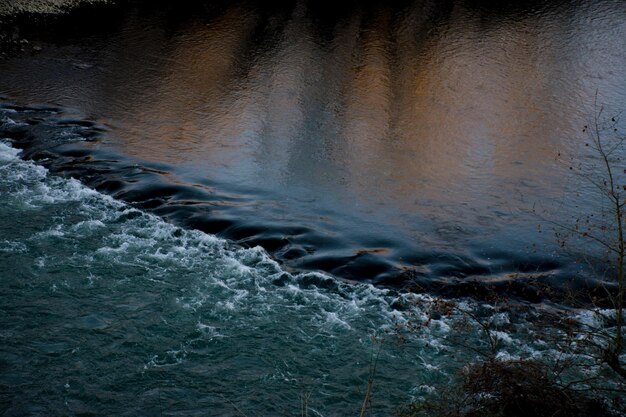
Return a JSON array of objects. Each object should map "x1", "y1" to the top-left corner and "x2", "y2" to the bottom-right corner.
[
  {"x1": 0, "y1": 138, "x2": 502, "y2": 334},
  {"x1": 2, "y1": 138, "x2": 622, "y2": 410}
]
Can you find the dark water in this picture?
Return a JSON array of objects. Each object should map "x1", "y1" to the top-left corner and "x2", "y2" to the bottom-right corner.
[
  {"x1": 0, "y1": 134, "x2": 568, "y2": 415},
  {"x1": 1, "y1": 0, "x2": 626, "y2": 293},
  {"x1": 1, "y1": 0, "x2": 626, "y2": 415}
]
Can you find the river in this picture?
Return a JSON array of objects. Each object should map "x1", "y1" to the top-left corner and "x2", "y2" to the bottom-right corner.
[{"x1": 1, "y1": 0, "x2": 625, "y2": 414}]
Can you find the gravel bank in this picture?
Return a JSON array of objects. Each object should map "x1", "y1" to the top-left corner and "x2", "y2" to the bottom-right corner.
[{"x1": 0, "y1": 0, "x2": 111, "y2": 17}]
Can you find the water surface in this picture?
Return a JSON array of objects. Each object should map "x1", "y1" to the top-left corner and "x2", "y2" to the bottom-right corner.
[
  {"x1": 2, "y1": 0, "x2": 626, "y2": 291},
  {"x1": 0, "y1": 137, "x2": 552, "y2": 415},
  {"x1": 2, "y1": 0, "x2": 626, "y2": 414}
]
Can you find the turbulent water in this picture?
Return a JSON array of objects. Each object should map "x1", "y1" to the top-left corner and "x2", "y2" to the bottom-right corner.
[
  {"x1": 0, "y1": 134, "x2": 553, "y2": 415},
  {"x1": 1, "y1": 0, "x2": 626, "y2": 414}
]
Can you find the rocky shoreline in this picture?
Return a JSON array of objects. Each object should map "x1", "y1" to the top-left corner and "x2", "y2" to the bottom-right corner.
[
  {"x1": 0, "y1": 0, "x2": 111, "y2": 17},
  {"x1": 0, "y1": 0, "x2": 120, "y2": 56}
]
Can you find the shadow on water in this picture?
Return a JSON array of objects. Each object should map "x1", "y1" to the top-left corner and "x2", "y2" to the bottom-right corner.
[{"x1": 1, "y1": 0, "x2": 626, "y2": 302}]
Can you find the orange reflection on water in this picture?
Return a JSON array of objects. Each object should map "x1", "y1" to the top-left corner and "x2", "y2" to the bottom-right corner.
[{"x1": 1, "y1": 0, "x2": 625, "y2": 239}]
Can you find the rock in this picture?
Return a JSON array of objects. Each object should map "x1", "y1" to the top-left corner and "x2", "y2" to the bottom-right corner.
[{"x1": 0, "y1": 0, "x2": 111, "y2": 17}]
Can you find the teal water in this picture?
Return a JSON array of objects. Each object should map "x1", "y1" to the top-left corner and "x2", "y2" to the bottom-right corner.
[
  {"x1": 2, "y1": 0, "x2": 626, "y2": 414},
  {"x1": 0, "y1": 135, "x2": 551, "y2": 415}
]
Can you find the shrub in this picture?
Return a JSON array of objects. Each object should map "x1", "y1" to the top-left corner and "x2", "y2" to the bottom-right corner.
[{"x1": 398, "y1": 359, "x2": 617, "y2": 417}]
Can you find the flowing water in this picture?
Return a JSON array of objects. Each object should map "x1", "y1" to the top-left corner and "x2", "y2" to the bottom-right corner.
[
  {"x1": 1, "y1": 0, "x2": 626, "y2": 414},
  {"x1": 0, "y1": 135, "x2": 553, "y2": 415}
]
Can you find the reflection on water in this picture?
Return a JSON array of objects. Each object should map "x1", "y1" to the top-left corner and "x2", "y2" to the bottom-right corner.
[{"x1": 1, "y1": 0, "x2": 626, "y2": 288}]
